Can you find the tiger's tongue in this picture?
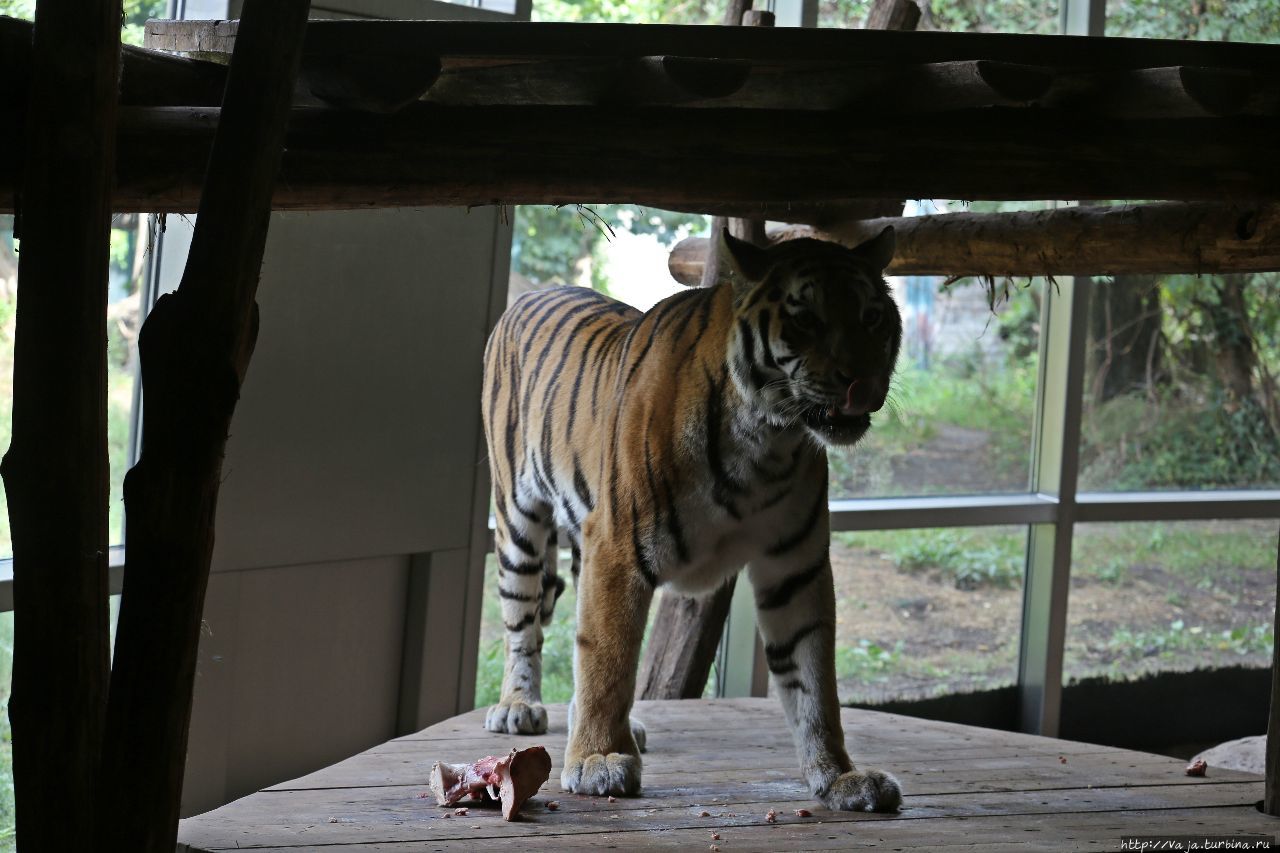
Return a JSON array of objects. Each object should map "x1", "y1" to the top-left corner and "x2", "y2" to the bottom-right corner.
[{"x1": 839, "y1": 379, "x2": 881, "y2": 417}]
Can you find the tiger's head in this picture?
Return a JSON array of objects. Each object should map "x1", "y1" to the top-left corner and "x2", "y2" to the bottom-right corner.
[{"x1": 721, "y1": 228, "x2": 901, "y2": 447}]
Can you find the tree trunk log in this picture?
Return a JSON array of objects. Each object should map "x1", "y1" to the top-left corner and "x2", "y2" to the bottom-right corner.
[
  {"x1": 636, "y1": 587, "x2": 736, "y2": 699},
  {"x1": 3, "y1": 105, "x2": 1273, "y2": 215},
  {"x1": 97, "y1": 1, "x2": 311, "y2": 850},
  {"x1": 865, "y1": 0, "x2": 921, "y2": 29},
  {"x1": 1086, "y1": 276, "x2": 1164, "y2": 404},
  {"x1": 0, "y1": 0, "x2": 120, "y2": 847},
  {"x1": 667, "y1": 203, "x2": 1280, "y2": 282}
]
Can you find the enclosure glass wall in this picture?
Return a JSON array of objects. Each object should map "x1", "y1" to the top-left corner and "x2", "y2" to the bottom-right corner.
[
  {"x1": 1078, "y1": 274, "x2": 1280, "y2": 492},
  {"x1": 0, "y1": 215, "x2": 143, "y2": 560},
  {"x1": 828, "y1": 244, "x2": 1043, "y2": 499},
  {"x1": 815, "y1": 0, "x2": 1060, "y2": 30},
  {"x1": 1064, "y1": 521, "x2": 1278, "y2": 684},
  {"x1": 830, "y1": 526, "x2": 1025, "y2": 704}
]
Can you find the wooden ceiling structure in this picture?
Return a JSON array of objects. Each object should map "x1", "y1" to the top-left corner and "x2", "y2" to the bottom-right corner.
[
  {"x1": 4, "y1": 4, "x2": 1280, "y2": 852},
  {"x1": 3, "y1": 16, "x2": 1280, "y2": 218}
]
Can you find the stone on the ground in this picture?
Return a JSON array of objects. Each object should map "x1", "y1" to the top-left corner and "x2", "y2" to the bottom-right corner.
[{"x1": 1192, "y1": 735, "x2": 1266, "y2": 775}]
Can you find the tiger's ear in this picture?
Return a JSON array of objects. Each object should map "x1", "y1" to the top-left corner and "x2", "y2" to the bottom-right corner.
[
  {"x1": 719, "y1": 228, "x2": 770, "y2": 283},
  {"x1": 850, "y1": 226, "x2": 896, "y2": 273}
]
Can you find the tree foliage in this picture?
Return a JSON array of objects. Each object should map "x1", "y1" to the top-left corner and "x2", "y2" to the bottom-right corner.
[
  {"x1": 0, "y1": 0, "x2": 166, "y2": 45},
  {"x1": 1107, "y1": 0, "x2": 1280, "y2": 42},
  {"x1": 512, "y1": 205, "x2": 707, "y2": 290}
]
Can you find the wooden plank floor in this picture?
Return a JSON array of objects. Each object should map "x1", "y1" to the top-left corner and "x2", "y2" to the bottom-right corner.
[{"x1": 178, "y1": 699, "x2": 1276, "y2": 851}]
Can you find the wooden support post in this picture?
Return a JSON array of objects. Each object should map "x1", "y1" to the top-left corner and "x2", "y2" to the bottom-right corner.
[
  {"x1": 0, "y1": 0, "x2": 120, "y2": 848},
  {"x1": 1267, "y1": 527, "x2": 1280, "y2": 815},
  {"x1": 865, "y1": 0, "x2": 920, "y2": 29},
  {"x1": 636, "y1": 589, "x2": 735, "y2": 699},
  {"x1": 96, "y1": 1, "x2": 311, "y2": 849}
]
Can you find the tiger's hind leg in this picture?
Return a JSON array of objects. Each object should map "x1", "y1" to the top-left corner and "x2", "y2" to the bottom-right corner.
[{"x1": 485, "y1": 501, "x2": 556, "y2": 735}]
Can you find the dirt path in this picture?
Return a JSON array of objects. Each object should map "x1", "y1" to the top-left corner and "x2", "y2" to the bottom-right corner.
[{"x1": 827, "y1": 521, "x2": 1276, "y2": 705}]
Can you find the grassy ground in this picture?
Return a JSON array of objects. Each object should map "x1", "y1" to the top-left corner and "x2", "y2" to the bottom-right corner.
[
  {"x1": 475, "y1": 519, "x2": 1276, "y2": 709},
  {"x1": 829, "y1": 520, "x2": 1276, "y2": 703}
]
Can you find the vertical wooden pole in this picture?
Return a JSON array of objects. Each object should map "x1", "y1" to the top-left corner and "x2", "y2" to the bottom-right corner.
[
  {"x1": 97, "y1": 1, "x2": 311, "y2": 849},
  {"x1": 0, "y1": 0, "x2": 119, "y2": 847},
  {"x1": 1265, "y1": 526, "x2": 1280, "y2": 815}
]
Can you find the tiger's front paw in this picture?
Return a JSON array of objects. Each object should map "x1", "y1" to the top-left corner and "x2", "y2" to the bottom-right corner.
[
  {"x1": 820, "y1": 768, "x2": 902, "y2": 813},
  {"x1": 484, "y1": 699, "x2": 548, "y2": 735},
  {"x1": 561, "y1": 752, "x2": 641, "y2": 796}
]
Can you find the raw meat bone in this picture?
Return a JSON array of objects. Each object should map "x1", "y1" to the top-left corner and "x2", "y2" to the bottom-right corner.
[{"x1": 429, "y1": 746, "x2": 552, "y2": 821}]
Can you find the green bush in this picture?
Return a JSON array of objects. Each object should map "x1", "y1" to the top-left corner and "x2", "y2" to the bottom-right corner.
[
  {"x1": 836, "y1": 639, "x2": 903, "y2": 682},
  {"x1": 1108, "y1": 619, "x2": 1274, "y2": 661},
  {"x1": 1080, "y1": 388, "x2": 1280, "y2": 491},
  {"x1": 837, "y1": 528, "x2": 1025, "y2": 590},
  {"x1": 887, "y1": 528, "x2": 1024, "y2": 590}
]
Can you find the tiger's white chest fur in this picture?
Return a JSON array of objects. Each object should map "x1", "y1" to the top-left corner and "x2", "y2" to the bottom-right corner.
[{"x1": 642, "y1": 412, "x2": 826, "y2": 597}]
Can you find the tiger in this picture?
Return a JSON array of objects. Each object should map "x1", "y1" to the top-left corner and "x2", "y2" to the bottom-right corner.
[{"x1": 480, "y1": 227, "x2": 903, "y2": 812}]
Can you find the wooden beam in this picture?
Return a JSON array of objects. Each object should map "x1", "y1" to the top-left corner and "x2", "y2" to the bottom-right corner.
[
  {"x1": 0, "y1": 0, "x2": 119, "y2": 848},
  {"x1": 142, "y1": 19, "x2": 1280, "y2": 74},
  {"x1": 126, "y1": 16, "x2": 1280, "y2": 116},
  {"x1": 97, "y1": 0, "x2": 311, "y2": 849},
  {"x1": 1048, "y1": 66, "x2": 1278, "y2": 119},
  {"x1": 667, "y1": 202, "x2": 1280, "y2": 280},
  {"x1": 1, "y1": 103, "x2": 1273, "y2": 214}
]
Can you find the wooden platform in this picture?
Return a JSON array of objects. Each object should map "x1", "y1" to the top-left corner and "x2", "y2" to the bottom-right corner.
[{"x1": 177, "y1": 698, "x2": 1276, "y2": 851}]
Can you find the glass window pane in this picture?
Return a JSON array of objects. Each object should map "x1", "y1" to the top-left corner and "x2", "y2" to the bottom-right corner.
[
  {"x1": 1106, "y1": 0, "x2": 1280, "y2": 42},
  {"x1": 819, "y1": 0, "x2": 1061, "y2": 32},
  {"x1": 1078, "y1": 274, "x2": 1280, "y2": 492},
  {"x1": 0, "y1": 217, "x2": 14, "y2": 558},
  {"x1": 1064, "y1": 521, "x2": 1277, "y2": 685},
  {"x1": 829, "y1": 262, "x2": 1041, "y2": 499},
  {"x1": 0, "y1": 215, "x2": 141, "y2": 558},
  {"x1": 0, "y1": 610, "x2": 11, "y2": 844},
  {"x1": 107, "y1": 215, "x2": 144, "y2": 545},
  {"x1": 829, "y1": 526, "x2": 1026, "y2": 704}
]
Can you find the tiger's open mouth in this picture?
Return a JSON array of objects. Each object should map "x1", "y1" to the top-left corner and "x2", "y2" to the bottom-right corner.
[{"x1": 802, "y1": 405, "x2": 872, "y2": 444}]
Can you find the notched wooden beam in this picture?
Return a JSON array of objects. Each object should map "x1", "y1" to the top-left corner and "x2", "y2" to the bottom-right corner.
[
  {"x1": 858, "y1": 59, "x2": 1054, "y2": 112},
  {"x1": 1048, "y1": 66, "x2": 1280, "y2": 118},
  {"x1": 427, "y1": 57, "x2": 623, "y2": 106},
  {"x1": 303, "y1": 52, "x2": 442, "y2": 113},
  {"x1": 610, "y1": 55, "x2": 752, "y2": 104}
]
